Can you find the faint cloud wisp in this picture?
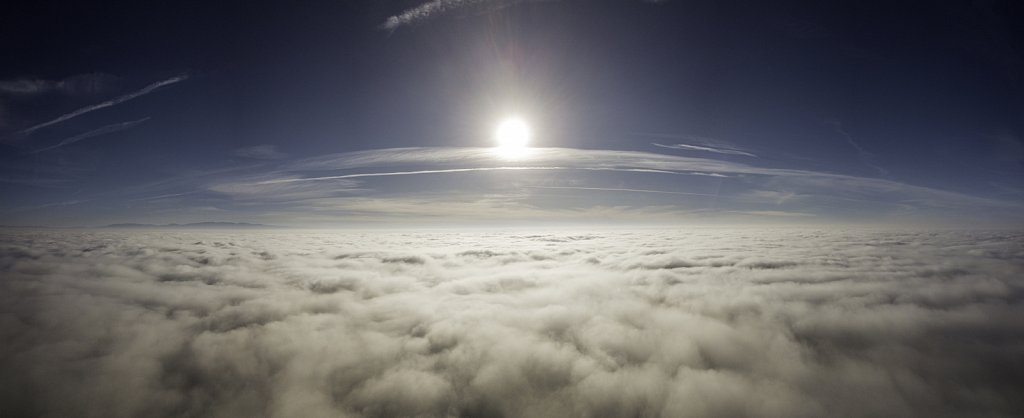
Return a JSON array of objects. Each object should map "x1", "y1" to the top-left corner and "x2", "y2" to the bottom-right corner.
[{"x1": 30, "y1": 117, "x2": 150, "y2": 154}]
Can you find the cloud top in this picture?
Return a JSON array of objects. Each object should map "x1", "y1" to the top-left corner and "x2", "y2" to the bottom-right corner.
[{"x1": 1, "y1": 228, "x2": 1022, "y2": 417}]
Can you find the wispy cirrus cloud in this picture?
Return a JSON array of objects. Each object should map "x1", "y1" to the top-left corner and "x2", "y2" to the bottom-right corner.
[
  {"x1": 287, "y1": 147, "x2": 771, "y2": 175},
  {"x1": 525, "y1": 185, "x2": 718, "y2": 196},
  {"x1": 254, "y1": 165, "x2": 705, "y2": 185},
  {"x1": 30, "y1": 117, "x2": 150, "y2": 154},
  {"x1": 382, "y1": 0, "x2": 496, "y2": 30},
  {"x1": 232, "y1": 145, "x2": 288, "y2": 160},
  {"x1": 824, "y1": 118, "x2": 887, "y2": 177},
  {"x1": 241, "y1": 147, "x2": 1018, "y2": 213},
  {"x1": 87, "y1": 146, "x2": 1020, "y2": 225},
  {"x1": 633, "y1": 132, "x2": 758, "y2": 158},
  {"x1": 653, "y1": 142, "x2": 758, "y2": 158},
  {"x1": 0, "y1": 79, "x2": 54, "y2": 96},
  {"x1": 17, "y1": 74, "x2": 187, "y2": 136},
  {"x1": 0, "y1": 73, "x2": 118, "y2": 97},
  {"x1": 381, "y1": 0, "x2": 659, "y2": 30},
  {"x1": 726, "y1": 210, "x2": 815, "y2": 217},
  {"x1": 209, "y1": 176, "x2": 364, "y2": 202},
  {"x1": 0, "y1": 177, "x2": 73, "y2": 188}
]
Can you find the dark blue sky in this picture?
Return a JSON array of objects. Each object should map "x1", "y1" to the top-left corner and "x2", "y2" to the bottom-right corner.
[{"x1": 1, "y1": 0, "x2": 1022, "y2": 226}]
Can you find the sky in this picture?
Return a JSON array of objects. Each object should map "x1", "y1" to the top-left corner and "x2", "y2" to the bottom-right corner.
[{"x1": 1, "y1": 0, "x2": 1022, "y2": 227}]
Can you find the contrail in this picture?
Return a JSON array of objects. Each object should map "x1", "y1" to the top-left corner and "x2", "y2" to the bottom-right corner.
[
  {"x1": 31, "y1": 118, "x2": 150, "y2": 153},
  {"x1": 18, "y1": 75, "x2": 186, "y2": 136}
]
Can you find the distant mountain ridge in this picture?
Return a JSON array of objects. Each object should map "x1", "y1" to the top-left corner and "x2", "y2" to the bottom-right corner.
[{"x1": 104, "y1": 222, "x2": 283, "y2": 229}]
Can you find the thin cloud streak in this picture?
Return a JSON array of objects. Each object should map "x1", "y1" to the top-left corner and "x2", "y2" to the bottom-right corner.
[
  {"x1": 258, "y1": 167, "x2": 552, "y2": 184},
  {"x1": 254, "y1": 166, "x2": 682, "y2": 185},
  {"x1": 653, "y1": 142, "x2": 758, "y2": 158},
  {"x1": 233, "y1": 145, "x2": 288, "y2": 160},
  {"x1": 0, "y1": 73, "x2": 118, "y2": 97},
  {"x1": 128, "y1": 191, "x2": 202, "y2": 202},
  {"x1": 526, "y1": 185, "x2": 718, "y2": 197},
  {"x1": 382, "y1": 0, "x2": 493, "y2": 30},
  {"x1": 30, "y1": 117, "x2": 150, "y2": 153},
  {"x1": 825, "y1": 119, "x2": 887, "y2": 177},
  {"x1": 383, "y1": 0, "x2": 663, "y2": 30},
  {"x1": 17, "y1": 75, "x2": 187, "y2": 136},
  {"x1": 289, "y1": 147, "x2": 777, "y2": 174}
]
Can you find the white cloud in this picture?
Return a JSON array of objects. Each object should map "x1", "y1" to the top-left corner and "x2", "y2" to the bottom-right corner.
[{"x1": 1, "y1": 228, "x2": 1022, "y2": 417}]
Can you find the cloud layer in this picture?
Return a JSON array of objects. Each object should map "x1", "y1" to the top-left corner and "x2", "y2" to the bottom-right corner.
[{"x1": 2, "y1": 228, "x2": 1022, "y2": 417}]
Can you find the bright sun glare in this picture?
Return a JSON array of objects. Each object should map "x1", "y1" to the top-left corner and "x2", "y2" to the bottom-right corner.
[{"x1": 493, "y1": 117, "x2": 531, "y2": 158}]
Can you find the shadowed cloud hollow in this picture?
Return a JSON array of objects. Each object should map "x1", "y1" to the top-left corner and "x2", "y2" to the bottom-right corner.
[{"x1": 1, "y1": 228, "x2": 1023, "y2": 417}]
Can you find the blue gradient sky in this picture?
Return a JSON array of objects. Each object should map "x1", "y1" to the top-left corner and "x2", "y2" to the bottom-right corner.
[{"x1": 1, "y1": 0, "x2": 1022, "y2": 226}]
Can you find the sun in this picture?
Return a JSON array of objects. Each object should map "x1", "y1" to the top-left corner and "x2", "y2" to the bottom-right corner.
[{"x1": 493, "y1": 117, "x2": 531, "y2": 159}]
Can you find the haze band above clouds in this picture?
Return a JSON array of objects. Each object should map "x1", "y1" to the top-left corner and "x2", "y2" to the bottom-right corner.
[
  {"x1": 1, "y1": 229, "x2": 1022, "y2": 417},
  {"x1": 223, "y1": 146, "x2": 1015, "y2": 211}
]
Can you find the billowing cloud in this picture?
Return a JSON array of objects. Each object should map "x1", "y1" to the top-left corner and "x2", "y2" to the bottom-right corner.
[{"x1": 1, "y1": 229, "x2": 1022, "y2": 417}]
